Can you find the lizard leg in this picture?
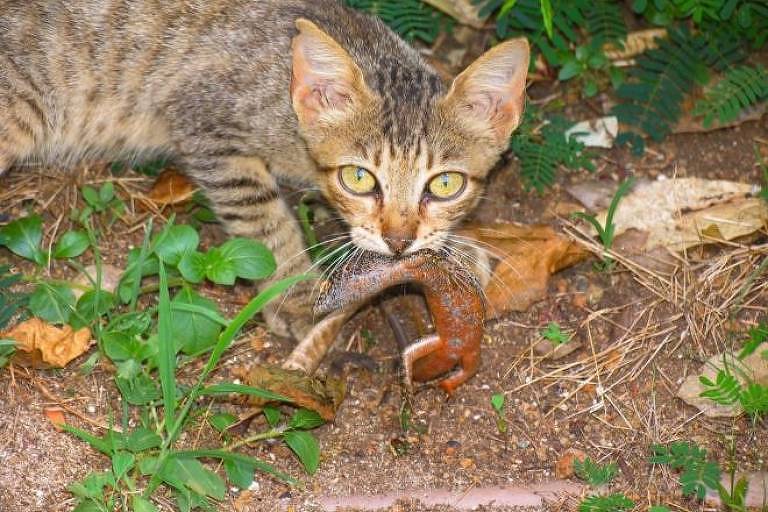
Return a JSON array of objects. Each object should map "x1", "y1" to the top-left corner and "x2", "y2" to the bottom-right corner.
[{"x1": 401, "y1": 334, "x2": 441, "y2": 391}]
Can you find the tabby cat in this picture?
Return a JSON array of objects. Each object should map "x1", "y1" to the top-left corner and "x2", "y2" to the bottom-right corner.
[{"x1": 0, "y1": 0, "x2": 529, "y2": 340}]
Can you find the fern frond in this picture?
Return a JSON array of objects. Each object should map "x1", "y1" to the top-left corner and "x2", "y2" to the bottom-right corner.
[
  {"x1": 578, "y1": 494, "x2": 634, "y2": 512},
  {"x1": 510, "y1": 110, "x2": 595, "y2": 192},
  {"x1": 0, "y1": 265, "x2": 28, "y2": 330},
  {"x1": 345, "y1": 0, "x2": 452, "y2": 43},
  {"x1": 585, "y1": 1, "x2": 627, "y2": 47},
  {"x1": 693, "y1": 65, "x2": 768, "y2": 127},
  {"x1": 651, "y1": 442, "x2": 722, "y2": 500},
  {"x1": 612, "y1": 26, "x2": 748, "y2": 141}
]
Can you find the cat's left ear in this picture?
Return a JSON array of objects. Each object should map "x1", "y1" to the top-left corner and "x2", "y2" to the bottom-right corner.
[
  {"x1": 444, "y1": 38, "x2": 530, "y2": 144},
  {"x1": 291, "y1": 19, "x2": 372, "y2": 127}
]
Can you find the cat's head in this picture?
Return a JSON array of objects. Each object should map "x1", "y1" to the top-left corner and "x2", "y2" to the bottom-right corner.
[{"x1": 290, "y1": 19, "x2": 529, "y2": 256}]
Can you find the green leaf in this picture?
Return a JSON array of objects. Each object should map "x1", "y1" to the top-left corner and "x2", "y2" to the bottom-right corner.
[
  {"x1": 111, "y1": 451, "x2": 135, "y2": 481},
  {"x1": 157, "y1": 260, "x2": 177, "y2": 435},
  {"x1": 263, "y1": 405, "x2": 281, "y2": 427},
  {"x1": 283, "y1": 430, "x2": 320, "y2": 475},
  {"x1": 99, "y1": 182, "x2": 115, "y2": 204},
  {"x1": 132, "y1": 496, "x2": 159, "y2": 512},
  {"x1": 219, "y1": 238, "x2": 276, "y2": 280},
  {"x1": 209, "y1": 412, "x2": 238, "y2": 433},
  {"x1": 558, "y1": 59, "x2": 582, "y2": 80},
  {"x1": 154, "y1": 225, "x2": 199, "y2": 266},
  {"x1": 73, "y1": 290, "x2": 116, "y2": 328},
  {"x1": 176, "y1": 449, "x2": 297, "y2": 485},
  {"x1": 541, "y1": 322, "x2": 571, "y2": 345},
  {"x1": 170, "y1": 288, "x2": 223, "y2": 355},
  {"x1": 126, "y1": 427, "x2": 162, "y2": 452},
  {"x1": 29, "y1": 283, "x2": 75, "y2": 323},
  {"x1": 81, "y1": 186, "x2": 102, "y2": 209},
  {"x1": 199, "y1": 382, "x2": 290, "y2": 402},
  {"x1": 204, "y1": 248, "x2": 237, "y2": 285},
  {"x1": 539, "y1": 0, "x2": 554, "y2": 39},
  {"x1": 288, "y1": 409, "x2": 325, "y2": 430},
  {"x1": 224, "y1": 459, "x2": 255, "y2": 490},
  {"x1": 0, "y1": 215, "x2": 46, "y2": 265},
  {"x1": 164, "y1": 456, "x2": 226, "y2": 500},
  {"x1": 62, "y1": 424, "x2": 114, "y2": 456},
  {"x1": 490, "y1": 393, "x2": 505, "y2": 414},
  {"x1": 115, "y1": 373, "x2": 162, "y2": 405},
  {"x1": 578, "y1": 494, "x2": 634, "y2": 512},
  {"x1": 178, "y1": 251, "x2": 206, "y2": 283},
  {"x1": 54, "y1": 230, "x2": 90, "y2": 259},
  {"x1": 573, "y1": 457, "x2": 619, "y2": 486}
]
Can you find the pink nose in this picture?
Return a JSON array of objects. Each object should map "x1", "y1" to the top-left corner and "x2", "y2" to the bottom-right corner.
[{"x1": 384, "y1": 236, "x2": 412, "y2": 255}]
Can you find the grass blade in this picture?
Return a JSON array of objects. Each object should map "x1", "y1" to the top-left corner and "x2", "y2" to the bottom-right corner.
[{"x1": 157, "y1": 260, "x2": 176, "y2": 436}]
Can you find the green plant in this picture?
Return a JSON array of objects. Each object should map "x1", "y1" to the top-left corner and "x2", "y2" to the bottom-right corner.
[
  {"x1": 490, "y1": 393, "x2": 508, "y2": 434},
  {"x1": 757, "y1": 146, "x2": 768, "y2": 204},
  {"x1": 541, "y1": 322, "x2": 571, "y2": 345},
  {"x1": 0, "y1": 264, "x2": 28, "y2": 330},
  {"x1": 64, "y1": 263, "x2": 317, "y2": 511},
  {"x1": 573, "y1": 457, "x2": 618, "y2": 486},
  {"x1": 345, "y1": 0, "x2": 452, "y2": 43},
  {"x1": 0, "y1": 215, "x2": 47, "y2": 266},
  {"x1": 692, "y1": 64, "x2": 768, "y2": 128},
  {"x1": 650, "y1": 442, "x2": 722, "y2": 499},
  {"x1": 510, "y1": 106, "x2": 596, "y2": 192},
  {"x1": 613, "y1": 25, "x2": 748, "y2": 150},
  {"x1": 577, "y1": 493, "x2": 634, "y2": 512},
  {"x1": 572, "y1": 177, "x2": 634, "y2": 270},
  {"x1": 76, "y1": 182, "x2": 126, "y2": 225}
]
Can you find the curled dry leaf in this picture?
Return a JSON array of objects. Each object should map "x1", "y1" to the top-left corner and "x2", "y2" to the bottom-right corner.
[
  {"x1": 146, "y1": 168, "x2": 195, "y2": 205},
  {"x1": 2, "y1": 317, "x2": 92, "y2": 367},
  {"x1": 459, "y1": 223, "x2": 588, "y2": 318}
]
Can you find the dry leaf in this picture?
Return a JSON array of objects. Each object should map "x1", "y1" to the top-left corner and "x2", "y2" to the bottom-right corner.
[
  {"x1": 147, "y1": 168, "x2": 195, "y2": 205},
  {"x1": 677, "y1": 350, "x2": 768, "y2": 418},
  {"x1": 565, "y1": 117, "x2": 618, "y2": 148},
  {"x1": 460, "y1": 223, "x2": 588, "y2": 318},
  {"x1": 576, "y1": 178, "x2": 766, "y2": 253},
  {"x1": 555, "y1": 448, "x2": 588, "y2": 479},
  {"x1": 44, "y1": 408, "x2": 66, "y2": 431},
  {"x1": 2, "y1": 318, "x2": 92, "y2": 367},
  {"x1": 603, "y1": 28, "x2": 667, "y2": 63}
]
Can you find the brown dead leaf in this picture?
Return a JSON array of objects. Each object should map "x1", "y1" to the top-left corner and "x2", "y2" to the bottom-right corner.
[
  {"x1": 147, "y1": 168, "x2": 195, "y2": 205},
  {"x1": 2, "y1": 318, "x2": 92, "y2": 367},
  {"x1": 460, "y1": 223, "x2": 588, "y2": 318},
  {"x1": 44, "y1": 408, "x2": 66, "y2": 431},
  {"x1": 592, "y1": 178, "x2": 766, "y2": 253},
  {"x1": 555, "y1": 448, "x2": 588, "y2": 479}
]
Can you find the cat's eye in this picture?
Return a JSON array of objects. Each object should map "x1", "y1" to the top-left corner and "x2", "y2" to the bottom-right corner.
[
  {"x1": 339, "y1": 165, "x2": 377, "y2": 195},
  {"x1": 427, "y1": 172, "x2": 465, "y2": 200}
]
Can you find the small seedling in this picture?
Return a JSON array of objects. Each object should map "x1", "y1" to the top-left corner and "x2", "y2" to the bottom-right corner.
[
  {"x1": 76, "y1": 182, "x2": 125, "y2": 225},
  {"x1": 490, "y1": 393, "x2": 507, "y2": 434},
  {"x1": 541, "y1": 322, "x2": 571, "y2": 345},
  {"x1": 577, "y1": 493, "x2": 634, "y2": 512},
  {"x1": 572, "y1": 177, "x2": 635, "y2": 270},
  {"x1": 573, "y1": 457, "x2": 618, "y2": 487},
  {"x1": 650, "y1": 442, "x2": 722, "y2": 500}
]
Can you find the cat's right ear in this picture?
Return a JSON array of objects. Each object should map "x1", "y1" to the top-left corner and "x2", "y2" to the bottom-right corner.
[{"x1": 291, "y1": 19, "x2": 372, "y2": 127}]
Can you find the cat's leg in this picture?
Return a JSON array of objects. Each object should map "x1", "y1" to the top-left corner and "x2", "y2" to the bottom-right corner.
[{"x1": 184, "y1": 155, "x2": 316, "y2": 340}]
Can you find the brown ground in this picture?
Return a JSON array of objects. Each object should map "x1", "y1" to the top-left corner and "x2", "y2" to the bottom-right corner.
[{"x1": 1, "y1": 38, "x2": 767, "y2": 512}]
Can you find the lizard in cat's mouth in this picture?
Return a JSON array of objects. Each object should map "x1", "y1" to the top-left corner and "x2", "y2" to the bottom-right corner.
[{"x1": 314, "y1": 250, "x2": 484, "y2": 394}]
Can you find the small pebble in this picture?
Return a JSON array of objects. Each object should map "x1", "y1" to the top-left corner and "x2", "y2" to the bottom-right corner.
[{"x1": 86, "y1": 404, "x2": 96, "y2": 414}]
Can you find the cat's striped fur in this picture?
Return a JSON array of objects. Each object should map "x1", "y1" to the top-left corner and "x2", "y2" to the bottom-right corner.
[{"x1": 0, "y1": 0, "x2": 529, "y2": 340}]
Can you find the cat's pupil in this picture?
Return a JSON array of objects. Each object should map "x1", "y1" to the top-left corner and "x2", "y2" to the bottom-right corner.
[
  {"x1": 355, "y1": 167, "x2": 366, "y2": 181},
  {"x1": 439, "y1": 173, "x2": 449, "y2": 188}
]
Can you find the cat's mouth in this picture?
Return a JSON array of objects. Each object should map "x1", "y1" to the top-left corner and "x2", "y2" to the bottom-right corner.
[{"x1": 349, "y1": 226, "x2": 446, "y2": 258}]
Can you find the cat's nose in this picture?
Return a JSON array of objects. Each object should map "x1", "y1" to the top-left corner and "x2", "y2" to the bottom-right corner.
[{"x1": 383, "y1": 236, "x2": 413, "y2": 255}]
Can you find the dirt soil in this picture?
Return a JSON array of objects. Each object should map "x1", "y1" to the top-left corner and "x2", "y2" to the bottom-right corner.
[{"x1": 2, "y1": 39, "x2": 768, "y2": 512}]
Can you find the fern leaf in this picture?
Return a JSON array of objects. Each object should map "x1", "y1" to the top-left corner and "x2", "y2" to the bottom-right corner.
[
  {"x1": 739, "y1": 382, "x2": 768, "y2": 418},
  {"x1": 693, "y1": 65, "x2": 768, "y2": 127},
  {"x1": 680, "y1": 460, "x2": 721, "y2": 500},
  {"x1": 578, "y1": 494, "x2": 634, "y2": 512},
  {"x1": 699, "y1": 370, "x2": 741, "y2": 405},
  {"x1": 585, "y1": 1, "x2": 627, "y2": 47},
  {"x1": 345, "y1": 0, "x2": 451, "y2": 43}
]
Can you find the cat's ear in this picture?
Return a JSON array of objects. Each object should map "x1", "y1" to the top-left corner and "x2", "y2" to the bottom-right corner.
[
  {"x1": 444, "y1": 38, "x2": 529, "y2": 143},
  {"x1": 291, "y1": 19, "x2": 372, "y2": 126}
]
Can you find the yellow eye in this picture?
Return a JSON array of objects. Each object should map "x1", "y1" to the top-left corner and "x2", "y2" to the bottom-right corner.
[
  {"x1": 428, "y1": 172, "x2": 465, "y2": 199},
  {"x1": 339, "y1": 165, "x2": 377, "y2": 195}
]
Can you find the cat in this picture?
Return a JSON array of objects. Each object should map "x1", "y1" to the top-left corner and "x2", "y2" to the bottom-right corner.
[{"x1": 0, "y1": 0, "x2": 529, "y2": 340}]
